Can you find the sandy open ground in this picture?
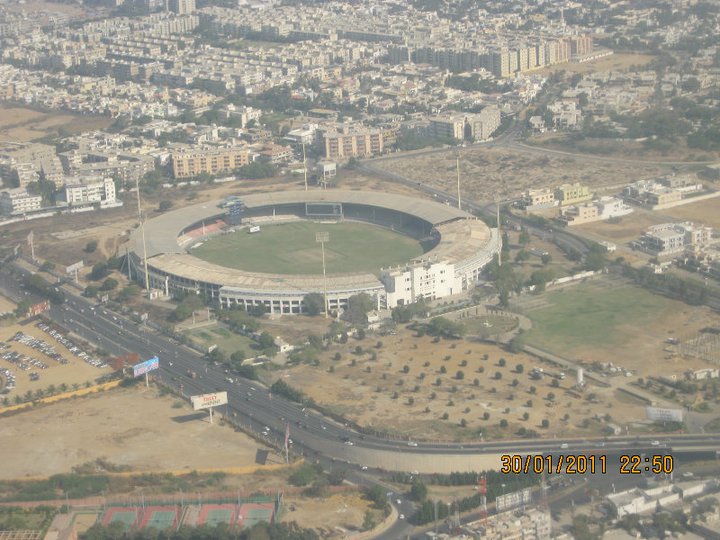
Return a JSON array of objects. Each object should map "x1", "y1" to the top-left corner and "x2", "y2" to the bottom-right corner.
[
  {"x1": 373, "y1": 145, "x2": 669, "y2": 204},
  {"x1": 0, "y1": 105, "x2": 111, "y2": 143},
  {"x1": 0, "y1": 385, "x2": 275, "y2": 479}
]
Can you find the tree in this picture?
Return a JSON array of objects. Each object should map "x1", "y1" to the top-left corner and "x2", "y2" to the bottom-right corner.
[
  {"x1": 362, "y1": 510, "x2": 376, "y2": 531},
  {"x1": 498, "y1": 358, "x2": 506, "y2": 367},
  {"x1": 84, "y1": 240, "x2": 98, "y2": 253},
  {"x1": 257, "y1": 331, "x2": 276, "y2": 350},
  {"x1": 426, "y1": 317, "x2": 466, "y2": 339},
  {"x1": 547, "y1": 392, "x2": 555, "y2": 402},
  {"x1": 365, "y1": 485, "x2": 387, "y2": 509},
  {"x1": 494, "y1": 371, "x2": 502, "y2": 380},
  {"x1": 410, "y1": 479, "x2": 428, "y2": 501},
  {"x1": 522, "y1": 412, "x2": 529, "y2": 421},
  {"x1": 518, "y1": 229, "x2": 531, "y2": 246},
  {"x1": 345, "y1": 293, "x2": 375, "y2": 324},
  {"x1": 101, "y1": 278, "x2": 118, "y2": 291},
  {"x1": 541, "y1": 419, "x2": 550, "y2": 428},
  {"x1": 499, "y1": 419, "x2": 508, "y2": 428},
  {"x1": 158, "y1": 200, "x2": 173, "y2": 212},
  {"x1": 89, "y1": 262, "x2": 109, "y2": 281},
  {"x1": 541, "y1": 253, "x2": 552, "y2": 266},
  {"x1": 455, "y1": 370, "x2": 464, "y2": 380},
  {"x1": 515, "y1": 364, "x2": 524, "y2": 374},
  {"x1": 303, "y1": 293, "x2": 325, "y2": 316}
]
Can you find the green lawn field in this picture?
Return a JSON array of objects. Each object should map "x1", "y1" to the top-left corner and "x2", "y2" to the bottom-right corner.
[
  {"x1": 191, "y1": 221, "x2": 424, "y2": 275},
  {"x1": 526, "y1": 283, "x2": 676, "y2": 351}
]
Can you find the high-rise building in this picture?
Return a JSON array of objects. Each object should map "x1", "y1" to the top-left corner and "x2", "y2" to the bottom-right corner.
[{"x1": 168, "y1": 0, "x2": 195, "y2": 15}]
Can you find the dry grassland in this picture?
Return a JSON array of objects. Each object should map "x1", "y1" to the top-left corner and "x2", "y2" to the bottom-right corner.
[{"x1": 0, "y1": 105, "x2": 111, "y2": 143}]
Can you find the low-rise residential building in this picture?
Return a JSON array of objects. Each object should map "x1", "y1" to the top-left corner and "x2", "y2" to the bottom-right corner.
[
  {"x1": 634, "y1": 222, "x2": 713, "y2": 256},
  {"x1": 171, "y1": 144, "x2": 251, "y2": 178},
  {"x1": 0, "y1": 188, "x2": 43, "y2": 216},
  {"x1": 256, "y1": 144, "x2": 293, "y2": 165},
  {"x1": 521, "y1": 188, "x2": 556, "y2": 209},
  {"x1": 454, "y1": 508, "x2": 551, "y2": 540}
]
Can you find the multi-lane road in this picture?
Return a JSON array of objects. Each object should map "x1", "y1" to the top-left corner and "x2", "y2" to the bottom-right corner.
[
  {"x1": 2, "y1": 258, "x2": 720, "y2": 536},
  {"x1": 3, "y1": 266, "x2": 719, "y2": 465}
]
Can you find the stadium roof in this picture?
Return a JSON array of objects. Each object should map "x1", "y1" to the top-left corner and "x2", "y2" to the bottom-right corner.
[{"x1": 132, "y1": 190, "x2": 472, "y2": 257}]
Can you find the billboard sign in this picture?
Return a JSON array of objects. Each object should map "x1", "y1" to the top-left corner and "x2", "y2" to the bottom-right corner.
[
  {"x1": 191, "y1": 391, "x2": 228, "y2": 410},
  {"x1": 28, "y1": 300, "x2": 50, "y2": 316},
  {"x1": 133, "y1": 356, "x2": 159, "y2": 378},
  {"x1": 66, "y1": 261, "x2": 84, "y2": 274},
  {"x1": 646, "y1": 406, "x2": 683, "y2": 423},
  {"x1": 496, "y1": 488, "x2": 532, "y2": 512}
]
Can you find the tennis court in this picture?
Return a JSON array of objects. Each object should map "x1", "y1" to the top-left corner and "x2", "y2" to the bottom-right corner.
[
  {"x1": 203, "y1": 507, "x2": 234, "y2": 527},
  {"x1": 101, "y1": 508, "x2": 139, "y2": 528},
  {"x1": 238, "y1": 504, "x2": 274, "y2": 527},
  {"x1": 140, "y1": 507, "x2": 179, "y2": 530}
]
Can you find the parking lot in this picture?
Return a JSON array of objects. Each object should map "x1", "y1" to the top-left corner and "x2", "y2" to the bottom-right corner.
[{"x1": 0, "y1": 320, "x2": 112, "y2": 400}]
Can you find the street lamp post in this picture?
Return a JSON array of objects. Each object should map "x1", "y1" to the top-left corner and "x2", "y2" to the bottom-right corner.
[{"x1": 315, "y1": 231, "x2": 329, "y2": 318}]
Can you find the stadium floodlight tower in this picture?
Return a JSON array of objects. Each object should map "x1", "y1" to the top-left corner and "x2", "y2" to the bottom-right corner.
[{"x1": 315, "y1": 231, "x2": 330, "y2": 318}]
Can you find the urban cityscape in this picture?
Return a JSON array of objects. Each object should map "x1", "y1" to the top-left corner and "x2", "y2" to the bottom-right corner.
[{"x1": 1, "y1": 0, "x2": 720, "y2": 538}]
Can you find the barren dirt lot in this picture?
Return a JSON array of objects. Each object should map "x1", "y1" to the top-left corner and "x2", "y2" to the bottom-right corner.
[
  {"x1": 281, "y1": 492, "x2": 379, "y2": 534},
  {"x1": 269, "y1": 328, "x2": 646, "y2": 442},
  {"x1": 0, "y1": 317, "x2": 112, "y2": 397},
  {"x1": 373, "y1": 146, "x2": 668, "y2": 203},
  {"x1": 658, "y1": 196, "x2": 720, "y2": 229},
  {"x1": 0, "y1": 106, "x2": 111, "y2": 143},
  {"x1": 533, "y1": 53, "x2": 657, "y2": 76},
  {"x1": 0, "y1": 386, "x2": 276, "y2": 479},
  {"x1": 574, "y1": 208, "x2": 669, "y2": 245}
]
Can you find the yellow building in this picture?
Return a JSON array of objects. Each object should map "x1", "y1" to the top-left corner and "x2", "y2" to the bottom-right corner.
[
  {"x1": 171, "y1": 145, "x2": 250, "y2": 179},
  {"x1": 554, "y1": 183, "x2": 592, "y2": 206},
  {"x1": 318, "y1": 126, "x2": 387, "y2": 159}
]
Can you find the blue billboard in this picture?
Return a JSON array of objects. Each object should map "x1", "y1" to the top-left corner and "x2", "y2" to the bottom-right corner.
[{"x1": 133, "y1": 356, "x2": 159, "y2": 377}]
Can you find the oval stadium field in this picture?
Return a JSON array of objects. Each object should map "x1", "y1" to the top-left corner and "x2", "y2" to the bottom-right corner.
[{"x1": 189, "y1": 221, "x2": 426, "y2": 275}]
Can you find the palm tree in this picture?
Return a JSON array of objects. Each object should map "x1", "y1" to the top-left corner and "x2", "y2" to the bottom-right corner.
[
  {"x1": 47, "y1": 384, "x2": 57, "y2": 395},
  {"x1": 59, "y1": 383, "x2": 68, "y2": 393},
  {"x1": 34, "y1": 389, "x2": 45, "y2": 400},
  {"x1": 72, "y1": 383, "x2": 80, "y2": 391}
]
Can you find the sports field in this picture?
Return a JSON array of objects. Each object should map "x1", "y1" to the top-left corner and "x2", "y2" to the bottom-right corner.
[
  {"x1": 191, "y1": 221, "x2": 424, "y2": 275},
  {"x1": 525, "y1": 282, "x2": 675, "y2": 351}
]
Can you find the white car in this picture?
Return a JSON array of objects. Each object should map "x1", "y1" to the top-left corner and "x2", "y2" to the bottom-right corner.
[
  {"x1": 560, "y1": 443, "x2": 569, "y2": 449},
  {"x1": 407, "y1": 441, "x2": 418, "y2": 447},
  {"x1": 651, "y1": 440, "x2": 660, "y2": 446},
  {"x1": 344, "y1": 440, "x2": 354, "y2": 446},
  {"x1": 361, "y1": 466, "x2": 368, "y2": 471},
  {"x1": 399, "y1": 514, "x2": 405, "y2": 520}
]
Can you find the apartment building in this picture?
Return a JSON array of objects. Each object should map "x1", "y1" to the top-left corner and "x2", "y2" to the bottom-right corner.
[
  {"x1": 381, "y1": 260, "x2": 456, "y2": 308},
  {"x1": 317, "y1": 125, "x2": 387, "y2": 159},
  {"x1": 60, "y1": 177, "x2": 116, "y2": 206},
  {"x1": 429, "y1": 107, "x2": 501, "y2": 142},
  {"x1": 168, "y1": 0, "x2": 195, "y2": 15},
  {"x1": 0, "y1": 142, "x2": 58, "y2": 188},
  {"x1": 0, "y1": 188, "x2": 42, "y2": 216},
  {"x1": 171, "y1": 144, "x2": 251, "y2": 178}
]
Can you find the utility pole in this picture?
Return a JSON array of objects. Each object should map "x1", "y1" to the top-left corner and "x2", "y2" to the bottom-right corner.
[
  {"x1": 302, "y1": 142, "x2": 308, "y2": 191},
  {"x1": 135, "y1": 176, "x2": 150, "y2": 294},
  {"x1": 455, "y1": 154, "x2": 462, "y2": 211},
  {"x1": 316, "y1": 231, "x2": 329, "y2": 318},
  {"x1": 496, "y1": 200, "x2": 502, "y2": 267}
]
